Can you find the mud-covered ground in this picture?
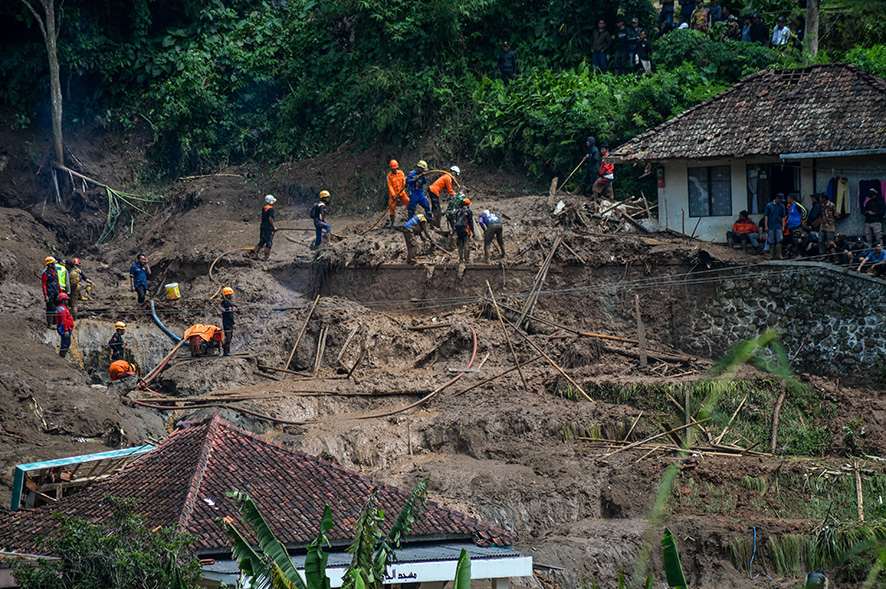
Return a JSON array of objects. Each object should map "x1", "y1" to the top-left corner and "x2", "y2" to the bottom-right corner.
[{"x1": 1, "y1": 128, "x2": 884, "y2": 588}]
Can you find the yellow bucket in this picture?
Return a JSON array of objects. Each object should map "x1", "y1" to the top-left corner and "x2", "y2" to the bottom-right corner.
[{"x1": 165, "y1": 283, "x2": 181, "y2": 300}]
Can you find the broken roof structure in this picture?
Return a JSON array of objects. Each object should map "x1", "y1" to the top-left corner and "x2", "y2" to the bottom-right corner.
[
  {"x1": 612, "y1": 63, "x2": 886, "y2": 163},
  {"x1": 0, "y1": 415, "x2": 528, "y2": 588}
]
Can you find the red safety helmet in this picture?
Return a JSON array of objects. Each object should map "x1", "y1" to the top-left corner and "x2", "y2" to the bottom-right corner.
[
  {"x1": 72, "y1": 257, "x2": 81, "y2": 265},
  {"x1": 57, "y1": 292, "x2": 69, "y2": 301},
  {"x1": 390, "y1": 159, "x2": 399, "y2": 169}
]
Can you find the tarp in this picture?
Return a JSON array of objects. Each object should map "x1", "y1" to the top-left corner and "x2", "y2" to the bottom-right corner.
[{"x1": 183, "y1": 324, "x2": 221, "y2": 341}]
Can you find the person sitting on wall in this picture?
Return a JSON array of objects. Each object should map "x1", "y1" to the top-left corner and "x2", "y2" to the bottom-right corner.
[
  {"x1": 827, "y1": 233, "x2": 853, "y2": 265},
  {"x1": 849, "y1": 236, "x2": 868, "y2": 263},
  {"x1": 797, "y1": 228, "x2": 819, "y2": 258},
  {"x1": 726, "y1": 210, "x2": 760, "y2": 252},
  {"x1": 856, "y1": 242, "x2": 886, "y2": 276}
]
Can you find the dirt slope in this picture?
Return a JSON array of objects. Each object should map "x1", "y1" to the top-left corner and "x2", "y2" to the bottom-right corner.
[{"x1": 1, "y1": 128, "x2": 884, "y2": 588}]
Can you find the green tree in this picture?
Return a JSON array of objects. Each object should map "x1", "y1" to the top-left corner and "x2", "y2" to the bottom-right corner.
[
  {"x1": 219, "y1": 477, "x2": 432, "y2": 589},
  {"x1": 13, "y1": 495, "x2": 203, "y2": 589}
]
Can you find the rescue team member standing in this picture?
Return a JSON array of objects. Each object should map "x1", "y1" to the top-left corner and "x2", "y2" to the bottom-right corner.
[
  {"x1": 109, "y1": 321, "x2": 127, "y2": 361},
  {"x1": 478, "y1": 209, "x2": 505, "y2": 262},
  {"x1": 251, "y1": 194, "x2": 277, "y2": 260},
  {"x1": 453, "y1": 198, "x2": 475, "y2": 263},
  {"x1": 387, "y1": 160, "x2": 409, "y2": 227},
  {"x1": 55, "y1": 259, "x2": 69, "y2": 298},
  {"x1": 401, "y1": 214, "x2": 431, "y2": 264},
  {"x1": 572, "y1": 136, "x2": 600, "y2": 195},
  {"x1": 56, "y1": 292, "x2": 74, "y2": 358},
  {"x1": 129, "y1": 253, "x2": 151, "y2": 304},
  {"x1": 311, "y1": 191, "x2": 332, "y2": 249},
  {"x1": 42, "y1": 256, "x2": 60, "y2": 327},
  {"x1": 405, "y1": 161, "x2": 433, "y2": 221},
  {"x1": 221, "y1": 286, "x2": 235, "y2": 356},
  {"x1": 428, "y1": 166, "x2": 460, "y2": 228}
]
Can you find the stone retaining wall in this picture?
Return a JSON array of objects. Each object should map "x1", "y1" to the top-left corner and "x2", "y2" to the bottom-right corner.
[{"x1": 682, "y1": 262, "x2": 886, "y2": 376}]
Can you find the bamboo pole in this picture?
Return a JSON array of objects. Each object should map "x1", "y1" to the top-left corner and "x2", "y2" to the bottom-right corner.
[
  {"x1": 505, "y1": 317, "x2": 592, "y2": 402},
  {"x1": 635, "y1": 294, "x2": 647, "y2": 368},
  {"x1": 285, "y1": 294, "x2": 320, "y2": 371},
  {"x1": 447, "y1": 355, "x2": 544, "y2": 399},
  {"x1": 770, "y1": 384, "x2": 788, "y2": 454},
  {"x1": 601, "y1": 418, "x2": 712, "y2": 459},
  {"x1": 714, "y1": 395, "x2": 748, "y2": 445},
  {"x1": 487, "y1": 281, "x2": 528, "y2": 393},
  {"x1": 855, "y1": 464, "x2": 865, "y2": 522}
]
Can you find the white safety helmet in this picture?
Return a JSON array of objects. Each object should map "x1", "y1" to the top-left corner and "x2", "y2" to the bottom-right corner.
[
  {"x1": 265, "y1": 194, "x2": 277, "y2": 204},
  {"x1": 484, "y1": 210, "x2": 490, "y2": 216},
  {"x1": 450, "y1": 165, "x2": 461, "y2": 176}
]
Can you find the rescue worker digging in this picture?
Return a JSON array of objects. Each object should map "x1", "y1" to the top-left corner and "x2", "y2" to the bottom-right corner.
[
  {"x1": 478, "y1": 209, "x2": 505, "y2": 262},
  {"x1": 386, "y1": 160, "x2": 409, "y2": 227},
  {"x1": 109, "y1": 321, "x2": 127, "y2": 362},
  {"x1": 55, "y1": 293, "x2": 74, "y2": 358},
  {"x1": 454, "y1": 198, "x2": 475, "y2": 263},
  {"x1": 405, "y1": 160, "x2": 433, "y2": 222},
  {"x1": 109, "y1": 360, "x2": 138, "y2": 381},
  {"x1": 41, "y1": 256, "x2": 60, "y2": 327},
  {"x1": 311, "y1": 191, "x2": 331, "y2": 249},
  {"x1": 251, "y1": 194, "x2": 277, "y2": 260},
  {"x1": 401, "y1": 214, "x2": 431, "y2": 264},
  {"x1": 221, "y1": 286, "x2": 235, "y2": 356},
  {"x1": 428, "y1": 166, "x2": 460, "y2": 228},
  {"x1": 68, "y1": 258, "x2": 95, "y2": 302}
]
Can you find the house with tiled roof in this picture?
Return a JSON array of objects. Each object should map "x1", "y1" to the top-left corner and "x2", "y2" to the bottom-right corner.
[
  {"x1": 0, "y1": 415, "x2": 530, "y2": 588},
  {"x1": 611, "y1": 64, "x2": 886, "y2": 242}
]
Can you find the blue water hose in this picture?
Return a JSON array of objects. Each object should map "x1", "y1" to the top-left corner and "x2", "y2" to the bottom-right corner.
[{"x1": 150, "y1": 300, "x2": 181, "y2": 343}]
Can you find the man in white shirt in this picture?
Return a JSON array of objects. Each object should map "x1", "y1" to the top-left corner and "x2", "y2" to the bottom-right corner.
[{"x1": 771, "y1": 16, "x2": 790, "y2": 46}]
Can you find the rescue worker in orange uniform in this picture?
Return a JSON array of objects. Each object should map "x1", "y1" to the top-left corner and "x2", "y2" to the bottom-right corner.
[
  {"x1": 109, "y1": 359, "x2": 138, "y2": 381},
  {"x1": 387, "y1": 160, "x2": 409, "y2": 227},
  {"x1": 428, "y1": 166, "x2": 460, "y2": 228}
]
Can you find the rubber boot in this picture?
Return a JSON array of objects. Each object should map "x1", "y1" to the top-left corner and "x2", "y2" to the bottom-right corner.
[
  {"x1": 484, "y1": 244, "x2": 490, "y2": 264},
  {"x1": 389, "y1": 214, "x2": 396, "y2": 228},
  {"x1": 262, "y1": 247, "x2": 271, "y2": 261},
  {"x1": 741, "y1": 241, "x2": 748, "y2": 253},
  {"x1": 775, "y1": 243, "x2": 783, "y2": 260},
  {"x1": 726, "y1": 234, "x2": 734, "y2": 248}
]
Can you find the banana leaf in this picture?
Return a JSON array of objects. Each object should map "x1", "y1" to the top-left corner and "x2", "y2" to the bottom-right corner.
[{"x1": 661, "y1": 528, "x2": 688, "y2": 589}]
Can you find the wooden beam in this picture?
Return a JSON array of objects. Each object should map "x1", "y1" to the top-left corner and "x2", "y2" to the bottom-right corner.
[{"x1": 285, "y1": 294, "x2": 320, "y2": 372}]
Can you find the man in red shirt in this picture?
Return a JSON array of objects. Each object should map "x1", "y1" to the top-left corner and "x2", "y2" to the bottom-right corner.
[
  {"x1": 592, "y1": 145, "x2": 615, "y2": 199},
  {"x1": 55, "y1": 292, "x2": 74, "y2": 358},
  {"x1": 726, "y1": 210, "x2": 760, "y2": 252}
]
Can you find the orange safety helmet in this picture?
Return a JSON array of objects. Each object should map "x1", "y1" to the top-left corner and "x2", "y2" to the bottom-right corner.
[
  {"x1": 389, "y1": 159, "x2": 399, "y2": 169},
  {"x1": 45, "y1": 256, "x2": 56, "y2": 265},
  {"x1": 462, "y1": 198, "x2": 471, "y2": 205},
  {"x1": 222, "y1": 287, "x2": 234, "y2": 296}
]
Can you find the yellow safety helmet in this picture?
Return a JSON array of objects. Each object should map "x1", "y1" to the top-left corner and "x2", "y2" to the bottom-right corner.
[
  {"x1": 45, "y1": 256, "x2": 56, "y2": 265},
  {"x1": 416, "y1": 160, "x2": 428, "y2": 170},
  {"x1": 115, "y1": 321, "x2": 126, "y2": 329},
  {"x1": 222, "y1": 287, "x2": 234, "y2": 296},
  {"x1": 319, "y1": 190, "x2": 330, "y2": 200},
  {"x1": 416, "y1": 214, "x2": 427, "y2": 223}
]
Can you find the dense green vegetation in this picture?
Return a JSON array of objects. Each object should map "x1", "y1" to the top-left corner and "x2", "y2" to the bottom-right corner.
[{"x1": 1, "y1": 0, "x2": 885, "y2": 184}]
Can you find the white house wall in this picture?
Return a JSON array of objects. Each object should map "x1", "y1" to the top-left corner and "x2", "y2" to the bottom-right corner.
[
  {"x1": 658, "y1": 155, "x2": 886, "y2": 242},
  {"x1": 658, "y1": 159, "x2": 746, "y2": 242}
]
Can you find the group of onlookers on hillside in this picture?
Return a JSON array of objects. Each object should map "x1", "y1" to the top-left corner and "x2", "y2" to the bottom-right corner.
[{"x1": 497, "y1": 8, "x2": 803, "y2": 81}]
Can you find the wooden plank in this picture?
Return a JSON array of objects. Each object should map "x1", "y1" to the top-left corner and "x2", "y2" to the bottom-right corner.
[{"x1": 285, "y1": 294, "x2": 320, "y2": 372}]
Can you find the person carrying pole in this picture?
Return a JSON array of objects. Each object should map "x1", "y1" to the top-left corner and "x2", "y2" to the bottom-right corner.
[
  {"x1": 311, "y1": 191, "x2": 332, "y2": 249},
  {"x1": 221, "y1": 286, "x2": 235, "y2": 356},
  {"x1": 387, "y1": 160, "x2": 409, "y2": 228},
  {"x1": 405, "y1": 161, "x2": 433, "y2": 222},
  {"x1": 250, "y1": 194, "x2": 278, "y2": 260},
  {"x1": 571, "y1": 136, "x2": 600, "y2": 195},
  {"x1": 428, "y1": 166, "x2": 460, "y2": 228}
]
